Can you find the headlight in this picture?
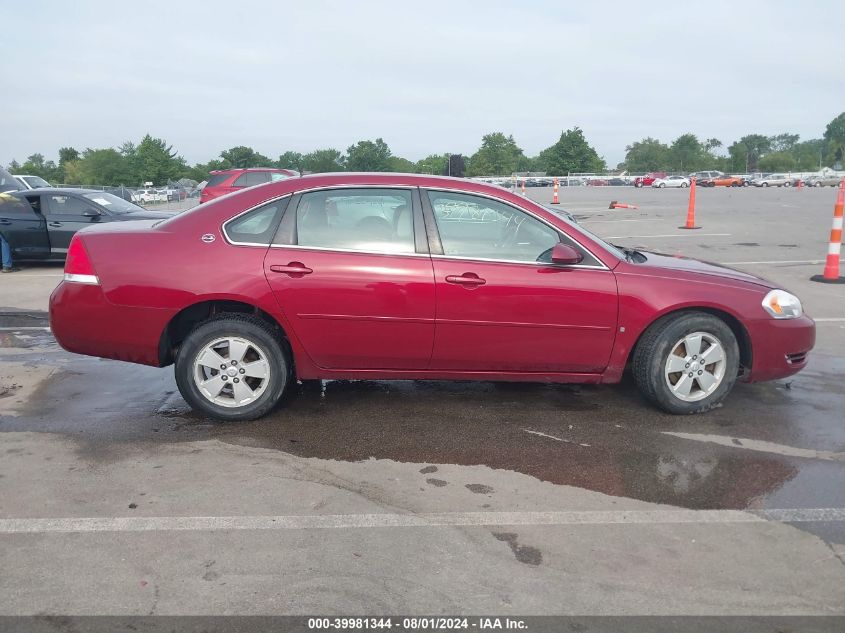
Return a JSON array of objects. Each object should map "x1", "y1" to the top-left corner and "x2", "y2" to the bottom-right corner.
[{"x1": 762, "y1": 289, "x2": 803, "y2": 319}]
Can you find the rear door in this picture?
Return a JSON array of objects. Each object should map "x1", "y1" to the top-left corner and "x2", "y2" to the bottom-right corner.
[
  {"x1": 0, "y1": 194, "x2": 49, "y2": 259},
  {"x1": 43, "y1": 193, "x2": 107, "y2": 256},
  {"x1": 423, "y1": 189, "x2": 618, "y2": 374},
  {"x1": 264, "y1": 187, "x2": 435, "y2": 370}
]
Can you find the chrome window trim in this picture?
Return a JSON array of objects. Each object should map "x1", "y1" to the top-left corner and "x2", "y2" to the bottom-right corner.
[
  {"x1": 422, "y1": 187, "x2": 611, "y2": 270},
  {"x1": 269, "y1": 243, "x2": 429, "y2": 258},
  {"x1": 221, "y1": 194, "x2": 292, "y2": 246},
  {"x1": 430, "y1": 254, "x2": 610, "y2": 271}
]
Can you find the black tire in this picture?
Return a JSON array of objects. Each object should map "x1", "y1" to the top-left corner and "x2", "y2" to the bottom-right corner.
[
  {"x1": 681, "y1": 182, "x2": 688, "y2": 188},
  {"x1": 175, "y1": 314, "x2": 290, "y2": 421},
  {"x1": 762, "y1": 182, "x2": 769, "y2": 187},
  {"x1": 783, "y1": 181, "x2": 791, "y2": 187},
  {"x1": 632, "y1": 312, "x2": 739, "y2": 414}
]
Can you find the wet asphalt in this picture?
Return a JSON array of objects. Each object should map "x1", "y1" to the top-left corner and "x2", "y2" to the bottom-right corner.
[{"x1": 1, "y1": 186, "x2": 845, "y2": 616}]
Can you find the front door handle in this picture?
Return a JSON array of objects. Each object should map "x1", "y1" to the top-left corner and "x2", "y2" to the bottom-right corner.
[
  {"x1": 270, "y1": 262, "x2": 313, "y2": 276},
  {"x1": 445, "y1": 273, "x2": 486, "y2": 287},
  {"x1": 49, "y1": 221, "x2": 62, "y2": 227},
  {"x1": 0, "y1": 219, "x2": 11, "y2": 225}
]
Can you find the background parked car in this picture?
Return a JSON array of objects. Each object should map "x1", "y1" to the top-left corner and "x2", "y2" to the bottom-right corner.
[
  {"x1": 200, "y1": 168, "x2": 299, "y2": 203},
  {"x1": 805, "y1": 175, "x2": 842, "y2": 187},
  {"x1": 689, "y1": 171, "x2": 724, "y2": 181},
  {"x1": 2, "y1": 189, "x2": 171, "y2": 261},
  {"x1": 633, "y1": 172, "x2": 666, "y2": 188},
  {"x1": 13, "y1": 174, "x2": 52, "y2": 190},
  {"x1": 752, "y1": 174, "x2": 792, "y2": 187},
  {"x1": 699, "y1": 175, "x2": 743, "y2": 187},
  {"x1": 652, "y1": 176, "x2": 690, "y2": 188}
]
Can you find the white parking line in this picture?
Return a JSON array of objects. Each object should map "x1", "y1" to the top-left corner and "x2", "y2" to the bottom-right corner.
[
  {"x1": 815, "y1": 318, "x2": 845, "y2": 322},
  {"x1": 663, "y1": 432, "x2": 845, "y2": 462},
  {"x1": 0, "y1": 509, "x2": 843, "y2": 534},
  {"x1": 0, "y1": 327, "x2": 50, "y2": 331},
  {"x1": 605, "y1": 233, "x2": 731, "y2": 239}
]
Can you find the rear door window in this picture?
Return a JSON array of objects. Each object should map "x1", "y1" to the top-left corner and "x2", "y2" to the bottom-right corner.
[
  {"x1": 46, "y1": 195, "x2": 91, "y2": 215},
  {"x1": 245, "y1": 171, "x2": 270, "y2": 186},
  {"x1": 294, "y1": 189, "x2": 415, "y2": 254},
  {"x1": 206, "y1": 173, "x2": 231, "y2": 187}
]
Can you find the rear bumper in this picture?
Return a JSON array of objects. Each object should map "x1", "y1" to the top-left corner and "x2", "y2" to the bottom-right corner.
[
  {"x1": 50, "y1": 281, "x2": 172, "y2": 367},
  {"x1": 745, "y1": 315, "x2": 815, "y2": 382}
]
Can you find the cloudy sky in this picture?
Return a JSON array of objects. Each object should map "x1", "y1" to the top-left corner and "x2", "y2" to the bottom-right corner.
[{"x1": 1, "y1": 0, "x2": 842, "y2": 168}]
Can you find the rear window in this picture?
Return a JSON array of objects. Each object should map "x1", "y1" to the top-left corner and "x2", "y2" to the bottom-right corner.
[{"x1": 206, "y1": 173, "x2": 232, "y2": 187}]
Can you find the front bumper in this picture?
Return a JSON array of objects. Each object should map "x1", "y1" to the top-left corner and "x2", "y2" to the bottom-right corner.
[{"x1": 745, "y1": 315, "x2": 815, "y2": 382}]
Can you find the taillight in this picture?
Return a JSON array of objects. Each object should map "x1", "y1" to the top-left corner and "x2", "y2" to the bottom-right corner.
[{"x1": 64, "y1": 236, "x2": 99, "y2": 285}]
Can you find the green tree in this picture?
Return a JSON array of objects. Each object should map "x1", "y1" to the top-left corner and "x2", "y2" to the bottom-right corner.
[
  {"x1": 668, "y1": 133, "x2": 707, "y2": 172},
  {"x1": 277, "y1": 151, "x2": 304, "y2": 172},
  {"x1": 416, "y1": 154, "x2": 448, "y2": 175},
  {"x1": 466, "y1": 133, "x2": 525, "y2": 176},
  {"x1": 758, "y1": 151, "x2": 796, "y2": 172},
  {"x1": 219, "y1": 146, "x2": 273, "y2": 169},
  {"x1": 728, "y1": 134, "x2": 771, "y2": 172},
  {"x1": 770, "y1": 133, "x2": 800, "y2": 153},
  {"x1": 76, "y1": 148, "x2": 131, "y2": 185},
  {"x1": 823, "y1": 112, "x2": 845, "y2": 168},
  {"x1": 19, "y1": 153, "x2": 61, "y2": 182},
  {"x1": 536, "y1": 127, "x2": 605, "y2": 176},
  {"x1": 623, "y1": 137, "x2": 670, "y2": 172},
  {"x1": 130, "y1": 135, "x2": 187, "y2": 184},
  {"x1": 345, "y1": 138, "x2": 393, "y2": 171},
  {"x1": 389, "y1": 156, "x2": 416, "y2": 172},
  {"x1": 301, "y1": 149, "x2": 345, "y2": 173},
  {"x1": 791, "y1": 139, "x2": 826, "y2": 171},
  {"x1": 58, "y1": 147, "x2": 80, "y2": 165},
  {"x1": 7, "y1": 159, "x2": 21, "y2": 171}
]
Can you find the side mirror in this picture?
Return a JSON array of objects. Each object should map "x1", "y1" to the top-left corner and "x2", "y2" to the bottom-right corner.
[
  {"x1": 551, "y1": 243, "x2": 583, "y2": 265},
  {"x1": 83, "y1": 209, "x2": 100, "y2": 218}
]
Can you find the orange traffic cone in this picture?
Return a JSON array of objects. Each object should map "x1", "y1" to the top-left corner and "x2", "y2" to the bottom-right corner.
[
  {"x1": 521, "y1": 179, "x2": 526, "y2": 196},
  {"x1": 679, "y1": 177, "x2": 701, "y2": 229},
  {"x1": 551, "y1": 178, "x2": 560, "y2": 204},
  {"x1": 609, "y1": 201, "x2": 639, "y2": 209},
  {"x1": 797, "y1": 178, "x2": 804, "y2": 190},
  {"x1": 811, "y1": 179, "x2": 845, "y2": 284}
]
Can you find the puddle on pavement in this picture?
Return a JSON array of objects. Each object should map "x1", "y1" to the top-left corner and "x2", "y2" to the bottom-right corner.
[{"x1": 3, "y1": 352, "x2": 845, "y2": 528}]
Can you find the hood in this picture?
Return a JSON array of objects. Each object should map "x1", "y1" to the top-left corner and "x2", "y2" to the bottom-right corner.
[{"x1": 636, "y1": 250, "x2": 777, "y2": 288}]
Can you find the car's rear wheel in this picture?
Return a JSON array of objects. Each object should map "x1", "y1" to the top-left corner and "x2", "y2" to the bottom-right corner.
[
  {"x1": 659, "y1": 183, "x2": 665, "y2": 188},
  {"x1": 632, "y1": 312, "x2": 739, "y2": 414},
  {"x1": 763, "y1": 182, "x2": 769, "y2": 187},
  {"x1": 681, "y1": 182, "x2": 688, "y2": 188},
  {"x1": 783, "y1": 181, "x2": 791, "y2": 187},
  {"x1": 175, "y1": 314, "x2": 290, "y2": 421}
]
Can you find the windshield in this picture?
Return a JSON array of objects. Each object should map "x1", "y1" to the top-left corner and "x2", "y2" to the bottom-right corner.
[
  {"x1": 82, "y1": 192, "x2": 145, "y2": 214},
  {"x1": 0, "y1": 167, "x2": 20, "y2": 193},
  {"x1": 22, "y1": 175, "x2": 51, "y2": 188}
]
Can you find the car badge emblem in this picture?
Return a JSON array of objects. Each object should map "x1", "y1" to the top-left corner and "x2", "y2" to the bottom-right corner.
[{"x1": 201, "y1": 234, "x2": 216, "y2": 243}]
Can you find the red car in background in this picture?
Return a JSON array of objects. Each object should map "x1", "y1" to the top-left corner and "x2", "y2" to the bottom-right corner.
[
  {"x1": 50, "y1": 173, "x2": 814, "y2": 421},
  {"x1": 200, "y1": 167, "x2": 299, "y2": 204},
  {"x1": 633, "y1": 172, "x2": 667, "y2": 188}
]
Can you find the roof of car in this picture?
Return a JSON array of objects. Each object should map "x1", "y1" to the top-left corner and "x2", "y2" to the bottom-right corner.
[{"x1": 15, "y1": 188, "x2": 102, "y2": 195}]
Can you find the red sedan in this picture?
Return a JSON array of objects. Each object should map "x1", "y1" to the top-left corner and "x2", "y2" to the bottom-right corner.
[{"x1": 50, "y1": 173, "x2": 814, "y2": 421}]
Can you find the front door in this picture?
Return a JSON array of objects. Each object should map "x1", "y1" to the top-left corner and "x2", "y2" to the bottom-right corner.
[
  {"x1": 0, "y1": 194, "x2": 49, "y2": 259},
  {"x1": 264, "y1": 187, "x2": 435, "y2": 370},
  {"x1": 424, "y1": 190, "x2": 618, "y2": 374},
  {"x1": 44, "y1": 193, "x2": 105, "y2": 256}
]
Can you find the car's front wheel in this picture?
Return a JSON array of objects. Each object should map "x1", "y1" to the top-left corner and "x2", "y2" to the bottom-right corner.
[
  {"x1": 175, "y1": 314, "x2": 290, "y2": 421},
  {"x1": 681, "y1": 182, "x2": 688, "y2": 188},
  {"x1": 632, "y1": 312, "x2": 739, "y2": 414}
]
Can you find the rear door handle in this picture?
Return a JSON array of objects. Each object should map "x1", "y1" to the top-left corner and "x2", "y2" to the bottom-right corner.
[
  {"x1": 49, "y1": 222, "x2": 62, "y2": 227},
  {"x1": 269, "y1": 262, "x2": 313, "y2": 276},
  {"x1": 0, "y1": 219, "x2": 11, "y2": 225},
  {"x1": 445, "y1": 273, "x2": 486, "y2": 287}
]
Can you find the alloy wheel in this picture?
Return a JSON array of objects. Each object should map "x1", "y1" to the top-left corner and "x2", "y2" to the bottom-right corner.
[
  {"x1": 664, "y1": 332, "x2": 726, "y2": 402},
  {"x1": 193, "y1": 336, "x2": 271, "y2": 408}
]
